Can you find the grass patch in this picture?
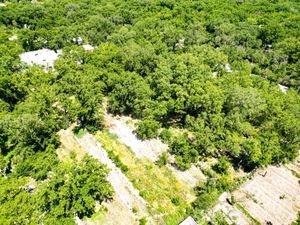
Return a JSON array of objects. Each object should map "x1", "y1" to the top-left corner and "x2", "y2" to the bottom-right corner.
[
  {"x1": 291, "y1": 169, "x2": 300, "y2": 179},
  {"x1": 236, "y1": 203, "x2": 261, "y2": 225},
  {"x1": 74, "y1": 128, "x2": 87, "y2": 138},
  {"x1": 95, "y1": 130, "x2": 195, "y2": 225},
  {"x1": 107, "y1": 149, "x2": 129, "y2": 173},
  {"x1": 57, "y1": 129, "x2": 86, "y2": 162},
  {"x1": 86, "y1": 210, "x2": 106, "y2": 223}
]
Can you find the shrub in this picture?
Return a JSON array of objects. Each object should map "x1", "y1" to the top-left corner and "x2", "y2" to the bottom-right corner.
[
  {"x1": 175, "y1": 156, "x2": 191, "y2": 171},
  {"x1": 136, "y1": 119, "x2": 161, "y2": 140},
  {"x1": 159, "y1": 129, "x2": 173, "y2": 144},
  {"x1": 171, "y1": 196, "x2": 181, "y2": 206},
  {"x1": 156, "y1": 152, "x2": 168, "y2": 167},
  {"x1": 139, "y1": 217, "x2": 147, "y2": 225},
  {"x1": 212, "y1": 157, "x2": 230, "y2": 174},
  {"x1": 107, "y1": 150, "x2": 128, "y2": 173}
]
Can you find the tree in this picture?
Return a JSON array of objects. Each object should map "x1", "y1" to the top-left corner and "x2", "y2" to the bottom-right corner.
[{"x1": 37, "y1": 155, "x2": 113, "y2": 223}]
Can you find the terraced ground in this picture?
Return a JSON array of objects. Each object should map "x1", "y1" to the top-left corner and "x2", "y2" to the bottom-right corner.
[
  {"x1": 96, "y1": 130, "x2": 195, "y2": 224},
  {"x1": 58, "y1": 120, "x2": 198, "y2": 225},
  {"x1": 59, "y1": 116, "x2": 299, "y2": 225},
  {"x1": 105, "y1": 114, "x2": 205, "y2": 188},
  {"x1": 212, "y1": 156, "x2": 300, "y2": 225}
]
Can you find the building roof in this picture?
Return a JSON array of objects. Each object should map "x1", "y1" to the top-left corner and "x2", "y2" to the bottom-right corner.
[
  {"x1": 19, "y1": 48, "x2": 61, "y2": 70},
  {"x1": 179, "y1": 216, "x2": 198, "y2": 225}
]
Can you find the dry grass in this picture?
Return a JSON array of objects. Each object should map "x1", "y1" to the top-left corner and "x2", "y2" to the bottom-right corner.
[{"x1": 57, "y1": 128, "x2": 86, "y2": 161}]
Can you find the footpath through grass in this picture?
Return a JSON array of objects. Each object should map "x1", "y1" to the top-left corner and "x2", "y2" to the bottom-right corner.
[{"x1": 95, "y1": 130, "x2": 195, "y2": 225}]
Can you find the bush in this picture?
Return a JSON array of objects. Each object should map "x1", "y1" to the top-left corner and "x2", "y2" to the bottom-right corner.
[
  {"x1": 171, "y1": 196, "x2": 181, "y2": 206},
  {"x1": 139, "y1": 217, "x2": 147, "y2": 225},
  {"x1": 159, "y1": 129, "x2": 173, "y2": 144},
  {"x1": 156, "y1": 152, "x2": 168, "y2": 167},
  {"x1": 136, "y1": 119, "x2": 161, "y2": 140},
  {"x1": 107, "y1": 150, "x2": 128, "y2": 173},
  {"x1": 212, "y1": 157, "x2": 230, "y2": 174},
  {"x1": 175, "y1": 156, "x2": 191, "y2": 171}
]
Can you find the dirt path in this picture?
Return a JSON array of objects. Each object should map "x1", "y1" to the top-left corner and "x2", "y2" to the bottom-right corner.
[
  {"x1": 105, "y1": 114, "x2": 205, "y2": 187},
  {"x1": 105, "y1": 114, "x2": 167, "y2": 162},
  {"x1": 75, "y1": 132, "x2": 155, "y2": 225}
]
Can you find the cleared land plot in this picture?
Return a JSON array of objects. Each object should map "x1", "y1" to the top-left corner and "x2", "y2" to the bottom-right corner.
[
  {"x1": 76, "y1": 132, "x2": 154, "y2": 224},
  {"x1": 167, "y1": 164, "x2": 205, "y2": 187},
  {"x1": 213, "y1": 159, "x2": 300, "y2": 225},
  {"x1": 211, "y1": 192, "x2": 253, "y2": 225},
  {"x1": 58, "y1": 128, "x2": 86, "y2": 161},
  {"x1": 105, "y1": 114, "x2": 205, "y2": 187},
  {"x1": 96, "y1": 130, "x2": 196, "y2": 225},
  {"x1": 235, "y1": 165, "x2": 300, "y2": 225}
]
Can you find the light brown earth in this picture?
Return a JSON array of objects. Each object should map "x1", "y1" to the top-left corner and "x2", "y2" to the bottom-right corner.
[{"x1": 211, "y1": 192, "x2": 253, "y2": 225}]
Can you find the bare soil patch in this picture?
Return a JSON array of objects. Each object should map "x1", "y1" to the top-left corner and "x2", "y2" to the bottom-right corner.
[
  {"x1": 105, "y1": 114, "x2": 167, "y2": 162},
  {"x1": 234, "y1": 164, "x2": 300, "y2": 225}
]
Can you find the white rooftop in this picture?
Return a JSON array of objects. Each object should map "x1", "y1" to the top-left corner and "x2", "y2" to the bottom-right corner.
[
  {"x1": 19, "y1": 48, "x2": 61, "y2": 70},
  {"x1": 278, "y1": 84, "x2": 288, "y2": 93},
  {"x1": 82, "y1": 44, "x2": 94, "y2": 51},
  {"x1": 179, "y1": 216, "x2": 197, "y2": 225}
]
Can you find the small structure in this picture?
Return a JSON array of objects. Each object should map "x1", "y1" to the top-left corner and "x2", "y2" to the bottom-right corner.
[
  {"x1": 19, "y1": 48, "x2": 61, "y2": 70},
  {"x1": 212, "y1": 72, "x2": 218, "y2": 78},
  {"x1": 82, "y1": 44, "x2": 94, "y2": 51},
  {"x1": 0, "y1": 3, "x2": 6, "y2": 7},
  {"x1": 8, "y1": 35, "x2": 18, "y2": 41},
  {"x1": 179, "y1": 216, "x2": 197, "y2": 225},
  {"x1": 278, "y1": 84, "x2": 288, "y2": 93}
]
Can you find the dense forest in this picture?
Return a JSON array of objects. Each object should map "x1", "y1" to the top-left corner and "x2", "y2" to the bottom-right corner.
[{"x1": 0, "y1": 0, "x2": 299, "y2": 224}]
